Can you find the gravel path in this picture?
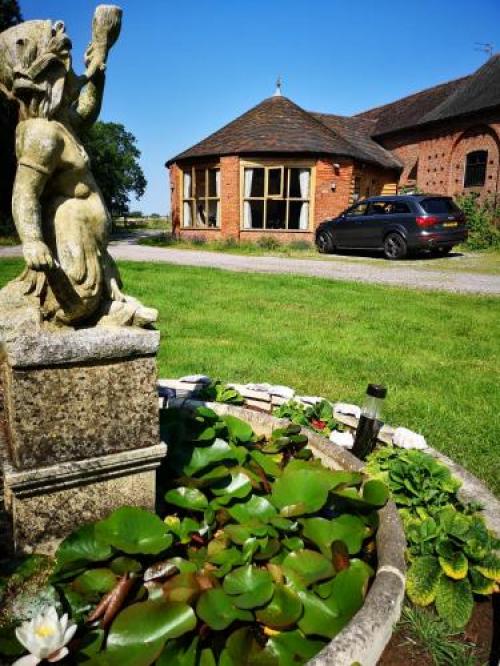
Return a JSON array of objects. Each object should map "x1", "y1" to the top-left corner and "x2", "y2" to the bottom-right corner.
[{"x1": 1, "y1": 238, "x2": 499, "y2": 295}]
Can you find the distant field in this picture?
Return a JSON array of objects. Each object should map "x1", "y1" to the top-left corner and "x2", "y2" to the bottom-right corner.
[{"x1": 1, "y1": 258, "x2": 498, "y2": 495}]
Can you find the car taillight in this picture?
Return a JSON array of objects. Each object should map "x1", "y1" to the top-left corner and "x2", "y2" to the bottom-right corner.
[{"x1": 416, "y1": 215, "x2": 439, "y2": 228}]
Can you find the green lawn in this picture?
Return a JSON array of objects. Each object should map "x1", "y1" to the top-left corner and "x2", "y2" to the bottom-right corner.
[{"x1": 1, "y1": 257, "x2": 499, "y2": 496}]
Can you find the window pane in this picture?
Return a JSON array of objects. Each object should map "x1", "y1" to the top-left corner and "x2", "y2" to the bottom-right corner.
[
  {"x1": 195, "y1": 169, "x2": 206, "y2": 198},
  {"x1": 289, "y1": 168, "x2": 310, "y2": 198},
  {"x1": 195, "y1": 199, "x2": 207, "y2": 226},
  {"x1": 266, "y1": 199, "x2": 286, "y2": 229},
  {"x1": 268, "y1": 168, "x2": 282, "y2": 196},
  {"x1": 288, "y1": 201, "x2": 310, "y2": 229},
  {"x1": 207, "y1": 200, "x2": 219, "y2": 227},
  {"x1": 464, "y1": 150, "x2": 487, "y2": 187},
  {"x1": 248, "y1": 200, "x2": 264, "y2": 228},
  {"x1": 420, "y1": 198, "x2": 460, "y2": 214},
  {"x1": 346, "y1": 203, "x2": 368, "y2": 217},
  {"x1": 250, "y1": 168, "x2": 265, "y2": 197},
  {"x1": 208, "y1": 169, "x2": 219, "y2": 197}
]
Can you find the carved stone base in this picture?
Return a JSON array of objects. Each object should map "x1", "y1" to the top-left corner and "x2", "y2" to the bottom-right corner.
[
  {"x1": 0, "y1": 327, "x2": 167, "y2": 555},
  {"x1": 3, "y1": 443, "x2": 167, "y2": 555}
]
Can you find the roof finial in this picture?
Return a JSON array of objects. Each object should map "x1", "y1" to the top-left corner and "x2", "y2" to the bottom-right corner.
[{"x1": 274, "y1": 75, "x2": 282, "y2": 97}]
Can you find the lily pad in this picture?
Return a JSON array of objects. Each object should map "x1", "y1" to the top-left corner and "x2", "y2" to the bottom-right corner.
[
  {"x1": 165, "y1": 487, "x2": 209, "y2": 512},
  {"x1": 96, "y1": 507, "x2": 173, "y2": 555},
  {"x1": 265, "y1": 630, "x2": 327, "y2": 664},
  {"x1": 72, "y1": 568, "x2": 117, "y2": 598},
  {"x1": 223, "y1": 565, "x2": 274, "y2": 609},
  {"x1": 228, "y1": 495, "x2": 278, "y2": 524},
  {"x1": 301, "y1": 515, "x2": 367, "y2": 556},
  {"x1": 54, "y1": 523, "x2": 113, "y2": 573},
  {"x1": 282, "y1": 549, "x2": 335, "y2": 589},
  {"x1": 212, "y1": 470, "x2": 253, "y2": 504},
  {"x1": 183, "y1": 439, "x2": 241, "y2": 476},
  {"x1": 255, "y1": 584, "x2": 302, "y2": 628},
  {"x1": 271, "y1": 468, "x2": 331, "y2": 515},
  {"x1": 196, "y1": 588, "x2": 253, "y2": 630},
  {"x1": 297, "y1": 590, "x2": 340, "y2": 638},
  {"x1": 223, "y1": 415, "x2": 254, "y2": 443}
]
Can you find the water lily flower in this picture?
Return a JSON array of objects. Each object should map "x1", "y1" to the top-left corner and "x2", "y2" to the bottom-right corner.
[{"x1": 13, "y1": 606, "x2": 77, "y2": 666}]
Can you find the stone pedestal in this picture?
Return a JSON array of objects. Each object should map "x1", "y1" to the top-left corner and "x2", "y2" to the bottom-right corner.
[{"x1": 0, "y1": 327, "x2": 167, "y2": 555}]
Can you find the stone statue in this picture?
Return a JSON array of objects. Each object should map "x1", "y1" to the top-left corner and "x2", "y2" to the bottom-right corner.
[{"x1": 0, "y1": 5, "x2": 157, "y2": 337}]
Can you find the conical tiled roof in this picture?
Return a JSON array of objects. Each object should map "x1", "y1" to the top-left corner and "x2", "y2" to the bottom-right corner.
[{"x1": 167, "y1": 95, "x2": 401, "y2": 169}]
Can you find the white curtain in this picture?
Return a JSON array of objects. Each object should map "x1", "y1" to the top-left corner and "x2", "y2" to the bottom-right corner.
[
  {"x1": 183, "y1": 171, "x2": 192, "y2": 227},
  {"x1": 243, "y1": 168, "x2": 254, "y2": 229},
  {"x1": 183, "y1": 171, "x2": 192, "y2": 198},
  {"x1": 183, "y1": 202, "x2": 192, "y2": 227},
  {"x1": 299, "y1": 169, "x2": 310, "y2": 230},
  {"x1": 215, "y1": 169, "x2": 221, "y2": 227}
]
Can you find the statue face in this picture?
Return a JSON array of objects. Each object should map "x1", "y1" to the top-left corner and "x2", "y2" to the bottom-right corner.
[{"x1": 0, "y1": 19, "x2": 73, "y2": 119}]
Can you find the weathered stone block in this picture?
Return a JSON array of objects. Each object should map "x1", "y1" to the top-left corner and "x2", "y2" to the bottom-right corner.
[
  {"x1": 3, "y1": 443, "x2": 167, "y2": 555},
  {"x1": 1, "y1": 329, "x2": 160, "y2": 469}
]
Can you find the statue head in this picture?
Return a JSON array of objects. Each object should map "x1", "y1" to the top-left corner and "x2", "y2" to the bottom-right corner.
[{"x1": 0, "y1": 19, "x2": 74, "y2": 119}]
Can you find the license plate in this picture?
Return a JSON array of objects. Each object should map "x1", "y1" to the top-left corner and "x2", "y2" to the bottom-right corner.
[{"x1": 443, "y1": 222, "x2": 458, "y2": 228}]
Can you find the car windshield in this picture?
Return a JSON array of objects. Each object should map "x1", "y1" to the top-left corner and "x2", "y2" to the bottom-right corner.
[{"x1": 420, "y1": 198, "x2": 461, "y2": 214}]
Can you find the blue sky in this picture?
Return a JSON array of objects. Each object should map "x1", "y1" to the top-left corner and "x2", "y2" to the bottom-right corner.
[{"x1": 22, "y1": 0, "x2": 500, "y2": 214}]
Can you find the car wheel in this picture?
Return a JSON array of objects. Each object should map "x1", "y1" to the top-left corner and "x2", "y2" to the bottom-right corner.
[
  {"x1": 316, "y1": 229, "x2": 335, "y2": 254},
  {"x1": 383, "y1": 232, "x2": 407, "y2": 260}
]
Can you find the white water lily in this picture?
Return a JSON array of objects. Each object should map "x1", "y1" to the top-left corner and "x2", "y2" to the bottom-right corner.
[{"x1": 13, "y1": 606, "x2": 77, "y2": 666}]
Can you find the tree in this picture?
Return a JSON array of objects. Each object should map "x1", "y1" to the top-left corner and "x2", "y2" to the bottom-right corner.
[
  {"x1": 0, "y1": 0, "x2": 22, "y2": 234},
  {"x1": 82, "y1": 121, "x2": 147, "y2": 217}
]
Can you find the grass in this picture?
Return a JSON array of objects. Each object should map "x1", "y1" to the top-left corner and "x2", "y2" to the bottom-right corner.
[
  {"x1": 138, "y1": 234, "x2": 500, "y2": 275},
  {"x1": 0, "y1": 257, "x2": 499, "y2": 495},
  {"x1": 398, "y1": 605, "x2": 484, "y2": 666}
]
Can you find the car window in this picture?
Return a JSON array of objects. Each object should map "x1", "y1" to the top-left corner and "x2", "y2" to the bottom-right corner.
[
  {"x1": 420, "y1": 198, "x2": 460, "y2": 214},
  {"x1": 390, "y1": 201, "x2": 411, "y2": 214},
  {"x1": 367, "y1": 202, "x2": 388, "y2": 215},
  {"x1": 345, "y1": 202, "x2": 368, "y2": 217}
]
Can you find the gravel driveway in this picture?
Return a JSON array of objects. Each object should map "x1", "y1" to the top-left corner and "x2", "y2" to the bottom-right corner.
[{"x1": 1, "y1": 239, "x2": 499, "y2": 295}]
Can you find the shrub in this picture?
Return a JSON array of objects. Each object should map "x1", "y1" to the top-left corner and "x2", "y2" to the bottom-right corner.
[
  {"x1": 256, "y1": 235, "x2": 281, "y2": 250},
  {"x1": 222, "y1": 237, "x2": 239, "y2": 249},
  {"x1": 190, "y1": 235, "x2": 207, "y2": 246},
  {"x1": 288, "y1": 240, "x2": 312, "y2": 251},
  {"x1": 456, "y1": 193, "x2": 500, "y2": 250}
]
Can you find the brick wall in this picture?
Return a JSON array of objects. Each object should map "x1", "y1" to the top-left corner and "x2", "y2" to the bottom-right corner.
[
  {"x1": 314, "y1": 158, "x2": 353, "y2": 226},
  {"x1": 380, "y1": 114, "x2": 500, "y2": 199},
  {"x1": 169, "y1": 164, "x2": 181, "y2": 235}
]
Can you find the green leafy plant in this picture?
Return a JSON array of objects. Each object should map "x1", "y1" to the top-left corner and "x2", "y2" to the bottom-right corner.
[
  {"x1": 1, "y1": 408, "x2": 389, "y2": 666},
  {"x1": 456, "y1": 193, "x2": 500, "y2": 250},
  {"x1": 367, "y1": 448, "x2": 500, "y2": 629},
  {"x1": 197, "y1": 380, "x2": 244, "y2": 405},
  {"x1": 256, "y1": 236, "x2": 281, "y2": 251},
  {"x1": 273, "y1": 399, "x2": 338, "y2": 435}
]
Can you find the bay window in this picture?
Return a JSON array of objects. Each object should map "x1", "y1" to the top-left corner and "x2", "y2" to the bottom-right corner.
[
  {"x1": 242, "y1": 165, "x2": 312, "y2": 231},
  {"x1": 182, "y1": 166, "x2": 220, "y2": 228}
]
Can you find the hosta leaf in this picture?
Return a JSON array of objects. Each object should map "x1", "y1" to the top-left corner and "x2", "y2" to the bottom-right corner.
[
  {"x1": 475, "y1": 554, "x2": 500, "y2": 581},
  {"x1": 165, "y1": 487, "x2": 209, "y2": 512},
  {"x1": 406, "y1": 556, "x2": 441, "y2": 606},
  {"x1": 96, "y1": 507, "x2": 173, "y2": 555},
  {"x1": 435, "y1": 575, "x2": 474, "y2": 629},
  {"x1": 469, "y1": 567, "x2": 498, "y2": 595},
  {"x1": 223, "y1": 565, "x2": 274, "y2": 609},
  {"x1": 196, "y1": 588, "x2": 253, "y2": 630},
  {"x1": 255, "y1": 584, "x2": 302, "y2": 628},
  {"x1": 282, "y1": 549, "x2": 335, "y2": 589},
  {"x1": 438, "y1": 551, "x2": 468, "y2": 580}
]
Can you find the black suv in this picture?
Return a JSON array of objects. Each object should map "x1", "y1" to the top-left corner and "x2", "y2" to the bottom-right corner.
[{"x1": 315, "y1": 195, "x2": 468, "y2": 259}]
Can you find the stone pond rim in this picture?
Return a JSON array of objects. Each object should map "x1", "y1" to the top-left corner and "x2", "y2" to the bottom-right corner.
[{"x1": 170, "y1": 399, "x2": 407, "y2": 666}]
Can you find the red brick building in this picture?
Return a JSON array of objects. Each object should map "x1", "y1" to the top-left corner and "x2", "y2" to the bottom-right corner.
[{"x1": 166, "y1": 56, "x2": 500, "y2": 243}]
